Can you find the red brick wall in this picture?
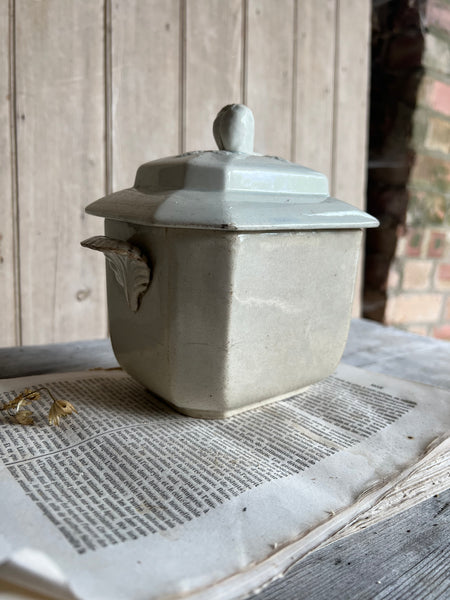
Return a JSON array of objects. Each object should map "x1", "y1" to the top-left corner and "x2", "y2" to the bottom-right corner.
[
  {"x1": 365, "y1": 0, "x2": 450, "y2": 340},
  {"x1": 385, "y1": 0, "x2": 450, "y2": 339}
]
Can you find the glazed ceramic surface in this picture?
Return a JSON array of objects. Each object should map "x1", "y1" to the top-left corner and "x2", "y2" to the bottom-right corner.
[{"x1": 82, "y1": 104, "x2": 378, "y2": 418}]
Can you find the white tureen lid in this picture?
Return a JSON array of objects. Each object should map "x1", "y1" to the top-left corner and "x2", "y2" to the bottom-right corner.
[{"x1": 85, "y1": 104, "x2": 379, "y2": 231}]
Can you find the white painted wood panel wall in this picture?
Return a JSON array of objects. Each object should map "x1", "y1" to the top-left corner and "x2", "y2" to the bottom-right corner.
[{"x1": 0, "y1": 0, "x2": 371, "y2": 348}]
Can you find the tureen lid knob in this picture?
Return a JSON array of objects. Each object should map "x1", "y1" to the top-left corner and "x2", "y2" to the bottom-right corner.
[{"x1": 213, "y1": 104, "x2": 254, "y2": 154}]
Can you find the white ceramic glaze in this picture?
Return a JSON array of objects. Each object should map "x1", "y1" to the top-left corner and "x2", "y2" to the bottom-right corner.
[
  {"x1": 213, "y1": 104, "x2": 255, "y2": 153},
  {"x1": 85, "y1": 104, "x2": 377, "y2": 232},
  {"x1": 82, "y1": 104, "x2": 378, "y2": 418}
]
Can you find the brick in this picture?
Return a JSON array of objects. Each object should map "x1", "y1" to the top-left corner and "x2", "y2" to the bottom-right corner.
[
  {"x1": 410, "y1": 154, "x2": 450, "y2": 190},
  {"x1": 397, "y1": 224, "x2": 408, "y2": 239},
  {"x1": 396, "y1": 234, "x2": 408, "y2": 257},
  {"x1": 387, "y1": 266, "x2": 400, "y2": 291},
  {"x1": 445, "y1": 296, "x2": 450, "y2": 319},
  {"x1": 428, "y1": 231, "x2": 447, "y2": 257},
  {"x1": 412, "y1": 108, "x2": 428, "y2": 147},
  {"x1": 424, "y1": 116, "x2": 450, "y2": 155},
  {"x1": 417, "y1": 76, "x2": 433, "y2": 108},
  {"x1": 405, "y1": 229, "x2": 424, "y2": 257},
  {"x1": 427, "y1": 1, "x2": 450, "y2": 33},
  {"x1": 423, "y1": 33, "x2": 450, "y2": 74},
  {"x1": 428, "y1": 195, "x2": 447, "y2": 225},
  {"x1": 407, "y1": 189, "x2": 447, "y2": 226},
  {"x1": 444, "y1": 232, "x2": 450, "y2": 258},
  {"x1": 385, "y1": 293, "x2": 443, "y2": 324},
  {"x1": 433, "y1": 324, "x2": 450, "y2": 339},
  {"x1": 402, "y1": 259, "x2": 433, "y2": 290},
  {"x1": 429, "y1": 80, "x2": 450, "y2": 117},
  {"x1": 435, "y1": 262, "x2": 450, "y2": 289}
]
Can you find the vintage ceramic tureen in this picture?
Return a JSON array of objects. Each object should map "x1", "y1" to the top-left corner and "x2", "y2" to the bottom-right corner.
[{"x1": 82, "y1": 104, "x2": 378, "y2": 418}]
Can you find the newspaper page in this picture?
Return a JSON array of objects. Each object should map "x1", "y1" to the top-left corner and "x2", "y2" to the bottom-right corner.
[{"x1": 0, "y1": 363, "x2": 449, "y2": 600}]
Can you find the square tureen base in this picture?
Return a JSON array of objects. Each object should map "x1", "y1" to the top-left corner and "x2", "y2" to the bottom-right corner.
[{"x1": 105, "y1": 220, "x2": 362, "y2": 418}]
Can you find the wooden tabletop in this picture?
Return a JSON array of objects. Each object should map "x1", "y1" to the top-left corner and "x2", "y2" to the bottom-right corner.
[{"x1": 1, "y1": 318, "x2": 449, "y2": 600}]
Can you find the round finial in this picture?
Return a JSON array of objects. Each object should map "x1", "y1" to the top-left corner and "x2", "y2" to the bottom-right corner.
[{"x1": 213, "y1": 104, "x2": 254, "y2": 153}]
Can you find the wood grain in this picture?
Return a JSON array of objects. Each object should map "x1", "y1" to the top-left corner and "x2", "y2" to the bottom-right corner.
[
  {"x1": 332, "y1": 0, "x2": 371, "y2": 316},
  {"x1": 15, "y1": 0, "x2": 107, "y2": 344},
  {"x1": 0, "y1": 1, "x2": 18, "y2": 347},
  {"x1": 246, "y1": 0, "x2": 295, "y2": 158},
  {"x1": 111, "y1": 0, "x2": 180, "y2": 190},
  {"x1": 185, "y1": 0, "x2": 243, "y2": 152},
  {"x1": 251, "y1": 488, "x2": 450, "y2": 600},
  {"x1": 331, "y1": 0, "x2": 371, "y2": 208},
  {"x1": 294, "y1": 0, "x2": 337, "y2": 178}
]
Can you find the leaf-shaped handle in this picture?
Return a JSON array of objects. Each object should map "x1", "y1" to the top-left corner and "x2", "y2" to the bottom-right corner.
[{"x1": 81, "y1": 236, "x2": 151, "y2": 312}]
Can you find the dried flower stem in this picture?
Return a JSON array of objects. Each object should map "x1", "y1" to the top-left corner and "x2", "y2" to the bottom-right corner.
[
  {"x1": 1, "y1": 386, "x2": 77, "y2": 427},
  {"x1": 31, "y1": 387, "x2": 57, "y2": 403}
]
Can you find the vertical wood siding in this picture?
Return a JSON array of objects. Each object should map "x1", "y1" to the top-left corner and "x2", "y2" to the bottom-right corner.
[
  {"x1": 1, "y1": 1, "x2": 19, "y2": 346},
  {"x1": 185, "y1": 0, "x2": 243, "y2": 151},
  {"x1": 246, "y1": 0, "x2": 295, "y2": 158},
  {"x1": 294, "y1": 0, "x2": 336, "y2": 178},
  {"x1": 111, "y1": 0, "x2": 181, "y2": 190},
  {"x1": 0, "y1": 0, "x2": 371, "y2": 347},
  {"x1": 14, "y1": 0, "x2": 107, "y2": 345}
]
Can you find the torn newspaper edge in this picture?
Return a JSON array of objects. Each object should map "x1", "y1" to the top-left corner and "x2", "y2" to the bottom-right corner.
[
  {"x1": 0, "y1": 547, "x2": 78, "y2": 600},
  {"x1": 177, "y1": 435, "x2": 449, "y2": 600}
]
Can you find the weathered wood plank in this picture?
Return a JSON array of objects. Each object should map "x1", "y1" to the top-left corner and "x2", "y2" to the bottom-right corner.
[
  {"x1": 15, "y1": 0, "x2": 107, "y2": 344},
  {"x1": 0, "y1": 338, "x2": 118, "y2": 378},
  {"x1": 0, "y1": 1, "x2": 18, "y2": 347},
  {"x1": 294, "y1": 0, "x2": 336, "y2": 178},
  {"x1": 2, "y1": 318, "x2": 449, "y2": 386},
  {"x1": 185, "y1": 0, "x2": 243, "y2": 152},
  {"x1": 111, "y1": 0, "x2": 180, "y2": 190},
  {"x1": 332, "y1": 0, "x2": 371, "y2": 316},
  {"x1": 246, "y1": 0, "x2": 295, "y2": 158},
  {"x1": 332, "y1": 0, "x2": 371, "y2": 209},
  {"x1": 251, "y1": 488, "x2": 450, "y2": 600}
]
